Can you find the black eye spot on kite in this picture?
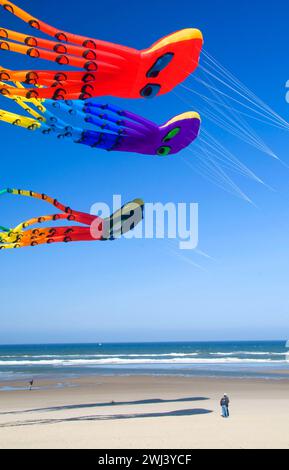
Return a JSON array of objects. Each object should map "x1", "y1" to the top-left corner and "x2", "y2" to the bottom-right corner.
[
  {"x1": 0, "y1": 71, "x2": 10, "y2": 80},
  {"x1": 0, "y1": 88, "x2": 10, "y2": 96},
  {"x1": 28, "y1": 20, "x2": 40, "y2": 30},
  {"x1": 140, "y1": 84, "x2": 161, "y2": 98},
  {"x1": 52, "y1": 88, "x2": 66, "y2": 100},
  {"x1": 56, "y1": 55, "x2": 69, "y2": 65},
  {"x1": 26, "y1": 71, "x2": 39, "y2": 83},
  {"x1": 146, "y1": 52, "x2": 174, "y2": 78},
  {"x1": 82, "y1": 73, "x2": 95, "y2": 83},
  {"x1": 0, "y1": 41, "x2": 10, "y2": 51},
  {"x1": 64, "y1": 236, "x2": 72, "y2": 243},
  {"x1": 26, "y1": 90, "x2": 39, "y2": 99},
  {"x1": 47, "y1": 238, "x2": 55, "y2": 244},
  {"x1": 0, "y1": 29, "x2": 8, "y2": 38},
  {"x1": 82, "y1": 84, "x2": 94, "y2": 94},
  {"x1": 25, "y1": 36, "x2": 38, "y2": 47},
  {"x1": 3, "y1": 4, "x2": 14, "y2": 13},
  {"x1": 83, "y1": 50, "x2": 97, "y2": 60},
  {"x1": 28, "y1": 123, "x2": 38, "y2": 130},
  {"x1": 25, "y1": 78, "x2": 37, "y2": 85},
  {"x1": 83, "y1": 40, "x2": 97, "y2": 49},
  {"x1": 27, "y1": 48, "x2": 40, "y2": 58},
  {"x1": 54, "y1": 43, "x2": 67, "y2": 54},
  {"x1": 84, "y1": 61, "x2": 98, "y2": 72},
  {"x1": 54, "y1": 72, "x2": 67, "y2": 82},
  {"x1": 55, "y1": 32, "x2": 68, "y2": 42},
  {"x1": 156, "y1": 145, "x2": 171, "y2": 156}
]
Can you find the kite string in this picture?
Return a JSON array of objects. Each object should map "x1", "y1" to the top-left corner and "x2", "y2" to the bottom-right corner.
[{"x1": 200, "y1": 50, "x2": 289, "y2": 129}]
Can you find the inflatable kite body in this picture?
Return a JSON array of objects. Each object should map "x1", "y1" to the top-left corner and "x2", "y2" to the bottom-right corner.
[
  {"x1": 0, "y1": 76, "x2": 201, "y2": 154},
  {"x1": 0, "y1": 188, "x2": 144, "y2": 249},
  {"x1": 0, "y1": 1, "x2": 203, "y2": 100}
]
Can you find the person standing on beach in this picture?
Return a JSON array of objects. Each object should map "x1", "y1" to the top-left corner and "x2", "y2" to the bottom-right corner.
[
  {"x1": 29, "y1": 379, "x2": 34, "y2": 391},
  {"x1": 220, "y1": 394, "x2": 230, "y2": 418}
]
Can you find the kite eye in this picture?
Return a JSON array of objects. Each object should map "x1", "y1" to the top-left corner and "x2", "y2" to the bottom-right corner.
[
  {"x1": 54, "y1": 72, "x2": 67, "y2": 82},
  {"x1": 163, "y1": 127, "x2": 181, "y2": 142},
  {"x1": 54, "y1": 44, "x2": 68, "y2": 54},
  {"x1": 28, "y1": 20, "x2": 40, "y2": 30},
  {"x1": 27, "y1": 47, "x2": 40, "y2": 58},
  {"x1": 25, "y1": 37, "x2": 38, "y2": 47},
  {"x1": 56, "y1": 54, "x2": 69, "y2": 65},
  {"x1": 55, "y1": 32, "x2": 68, "y2": 42},
  {"x1": 83, "y1": 40, "x2": 97, "y2": 50},
  {"x1": 0, "y1": 29, "x2": 8, "y2": 38},
  {"x1": 140, "y1": 84, "x2": 161, "y2": 98},
  {"x1": 0, "y1": 71, "x2": 10, "y2": 80},
  {"x1": 82, "y1": 73, "x2": 95, "y2": 83},
  {"x1": 84, "y1": 61, "x2": 98, "y2": 72},
  {"x1": 156, "y1": 145, "x2": 171, "y2": 156},
  {"x1": 3, "y1": 4, "x2": 14, "y2": 13},
  {"x1": 146, "y1": 53, "x2": 174, "y2": 78}
]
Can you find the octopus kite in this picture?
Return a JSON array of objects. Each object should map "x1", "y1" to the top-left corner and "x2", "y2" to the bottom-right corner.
[
  {"x1": 0, "y1": 0, "x2": 203, "y2": 100},
  {"x1": 0, "y1": 93, "x2": 201, "y2": 155},
  {"x1": 0, "y1": 188, "x2": 144, "y2": 249}
]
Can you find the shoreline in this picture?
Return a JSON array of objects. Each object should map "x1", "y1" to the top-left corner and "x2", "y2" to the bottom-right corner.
[
  {"x1": 0, "y1": 374, "x2": 289, "y2": 448},
  {"x1": 1, "y1": 370, "x2": 289, "y2": 391},
  {"x1": 1, "y1": 363, "x2": 289, "y2": 389}
]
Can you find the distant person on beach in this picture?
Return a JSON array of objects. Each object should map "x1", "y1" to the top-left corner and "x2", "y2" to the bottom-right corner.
[
  {"x1": 220, "y1": 394, "x2": 230, "y2": 418},
  {"x1": 29, "y1": 380, "x2": 34, "y2": 391}
]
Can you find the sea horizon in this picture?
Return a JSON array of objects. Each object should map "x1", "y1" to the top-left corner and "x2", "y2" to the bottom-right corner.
[{"x1": 0, "y1": 339, "x2": 287, "y2": 346}]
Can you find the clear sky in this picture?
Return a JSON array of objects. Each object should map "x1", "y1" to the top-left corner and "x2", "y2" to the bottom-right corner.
[{"x1": 0, "y1": 0, "x2": 288, "y2": 344}]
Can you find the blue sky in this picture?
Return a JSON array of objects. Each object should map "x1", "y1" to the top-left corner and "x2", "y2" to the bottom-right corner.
[{"x1": 0, "y1": 0, "x2": 288, "y2": 343}]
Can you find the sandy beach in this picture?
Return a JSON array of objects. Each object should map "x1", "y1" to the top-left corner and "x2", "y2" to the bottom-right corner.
[{"x1": 0, "y1": 375, "x2": 288, "y2": 449}]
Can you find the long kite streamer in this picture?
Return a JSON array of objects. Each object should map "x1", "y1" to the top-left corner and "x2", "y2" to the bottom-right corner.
[
  {"x1": 0, "y1": 1, "x2": 203, "y2": 100},
  {"x1": 0, "y1": 74, "x2": 201, "y2": 154},
  {"x1": 0, "y1": 188, "x2": 144, "y2": 249}
]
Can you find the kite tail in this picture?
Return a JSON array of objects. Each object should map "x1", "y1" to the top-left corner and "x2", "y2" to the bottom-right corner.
[
  {"x1": 0, "y1": 28, "x2": 125, "y2": 66},
  {"x1": 0, "y1": 80, "x2": 114, "y2": 100},
  {"x1": 0, "y1": 188, "x2": 97, "y2": 225},
  {"x1": 0, "y1": 0, "x2": 134, "y2": 54},
  {"x1": 0, "y1": 226, "x2": 101, "y2": 249}
]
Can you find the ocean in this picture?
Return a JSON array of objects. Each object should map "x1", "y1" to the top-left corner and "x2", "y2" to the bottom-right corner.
[{"x1": 0, "y1": 341, "x2": 288, "y2": 384}]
